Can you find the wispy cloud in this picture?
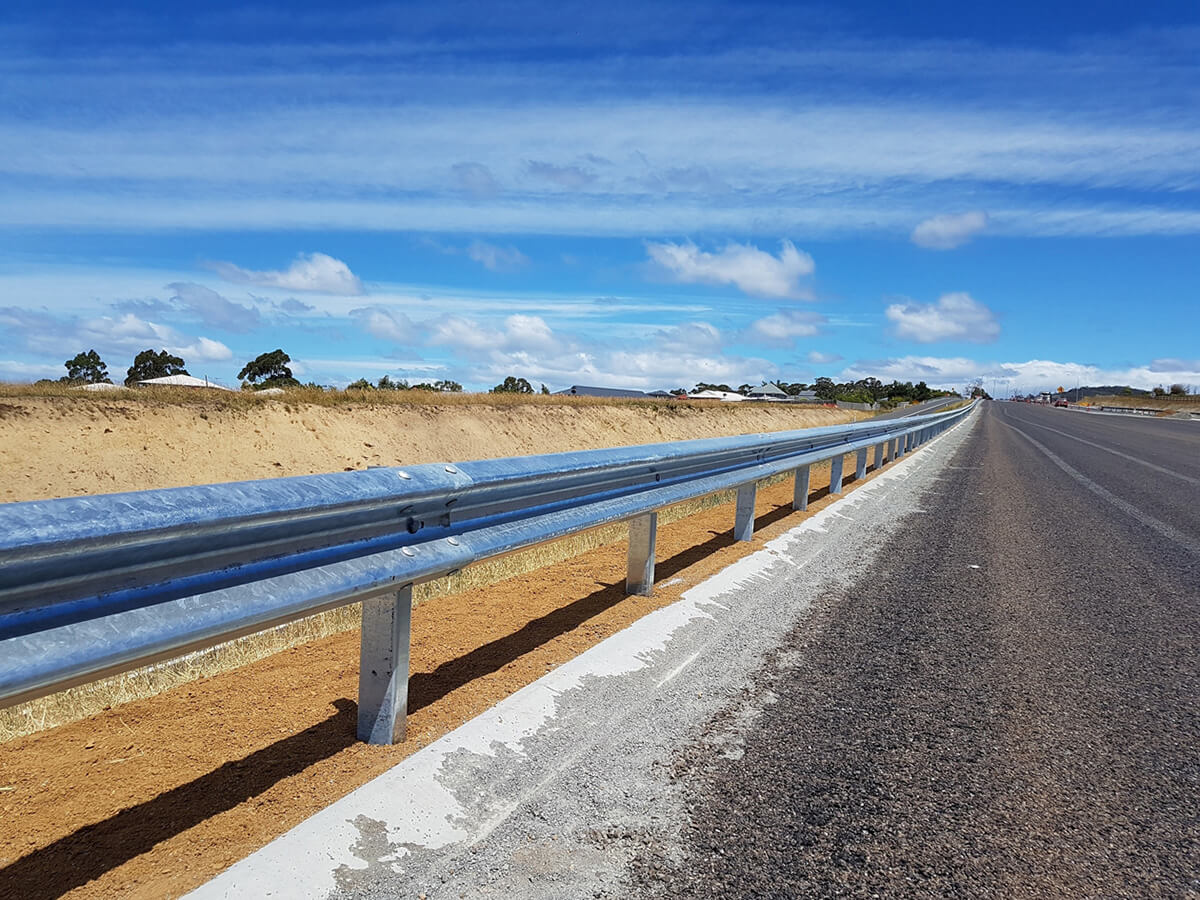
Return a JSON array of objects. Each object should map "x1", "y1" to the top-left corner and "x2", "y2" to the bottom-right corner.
[
  {"x1": 211, "y1": 253, "x2": 363, "y2": 295},
  {"x1": 467, "y1": 240, "x2": 530, "y2": 272},
  {"x1": 646, "y1": 240, "x2": 814, "y2": 299},
  {"x1": 525, "y1": 160, "x2": 596, "y2": 190},
  {"x1": 885, "y1": 292, "x2": 1000, "y2": 343},
  {"x1": 806, "y1": 350, "x2": 842, "y2": 366},
  {"x1": 0, "y1": 305, "x2": 232, "y2": 366},
  {"x1": 166, "y1": 282, "x2": 261, "y2": 332},
  {"x1": 911, "y1": 211, "x2": 988, "y2": 250},
  {"x1": 744, "y1": 310, "x2": 826, "y2": 347}
]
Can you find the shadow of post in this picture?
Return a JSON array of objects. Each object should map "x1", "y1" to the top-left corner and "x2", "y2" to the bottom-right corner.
[{"x1": 2, "y1": 494, "x2": 817, "y2": 897}]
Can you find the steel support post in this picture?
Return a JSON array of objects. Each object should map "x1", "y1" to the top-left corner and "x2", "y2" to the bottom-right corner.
[
  {"x1": 626, "y1": 512, "x2": 658, "y2": 596},
  {"x1": 875, "y1": 442, "x2": 887, "y2": 469},
  {"x1": 829, "y1": 455, "x2": 845, "y2": 494},
  {"x1": 855, "y1": 448, "x2": 868, "y2": 481},
  {"x1": 891, "y1": 437, "x2": 900, "y2": 459},
  {"x1": 734, "y1": 482, "x2": 757, "y2": 541},
  {"x1": 357, "y1": 584, "x2": 414, "y2": 745},
  {"x1": 793, "y1": 464, "x2": 811, "y2": 511}
]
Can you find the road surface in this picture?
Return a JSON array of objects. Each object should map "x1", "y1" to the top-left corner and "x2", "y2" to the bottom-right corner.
[
  {"x1": 193, "y1": 403, "x2": 1197, "y2": 898},
  {"x1": 873, "y1": 396, "x2": 963, "y2": 420},
  {"x1": 648, "y1": 400, "x2": 1198, "y2": 897}
]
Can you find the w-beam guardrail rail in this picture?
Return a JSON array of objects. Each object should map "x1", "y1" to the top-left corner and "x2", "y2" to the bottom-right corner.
[{"x1": 0, "y1": 402, "x2": 974, "y2": 744}]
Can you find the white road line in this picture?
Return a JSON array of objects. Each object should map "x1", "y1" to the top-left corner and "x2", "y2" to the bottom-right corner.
[
  {"x1": 999, "y1": 421, "x2": 1199, "y2": 555},
  {"x1": 1017, "y1": 417, "x2": 1200, "y2": 486}
]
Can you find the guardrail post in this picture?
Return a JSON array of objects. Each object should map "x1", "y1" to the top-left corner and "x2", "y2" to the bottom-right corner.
[
  {"x1": 357, "y1": 584, "x2": 414, "y2": 745},
  {"x1": 829, "y1": 455, "x2": 844, "y2": 494},
  {"x1": 734, "y1": 482, "x2": 757, "y2": 541},
  {"x1": 793, "y1": 464, "x2": 810, "y2": 511},
  {"x1": 875, "y1": 442, "x2": 887, "y2": 469},
  {"x1": 855, "y1": 448, "x2": 868, "y2": 481},
  {"x1": 626, "y1": 512, "x2": 658, "y2": 596},
  {"x1": 890, "y1": 436, "x2": 900, "y2": 459}
]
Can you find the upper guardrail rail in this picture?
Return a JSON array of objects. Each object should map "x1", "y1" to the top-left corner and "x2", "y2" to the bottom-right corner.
[{"x1": 0, "y1": 401, "x2": 975, "y2": 743}]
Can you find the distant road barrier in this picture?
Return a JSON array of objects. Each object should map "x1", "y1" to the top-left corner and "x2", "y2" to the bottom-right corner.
[{"x1": 0, "y1": 402, "x2": 975, "y2": 744}]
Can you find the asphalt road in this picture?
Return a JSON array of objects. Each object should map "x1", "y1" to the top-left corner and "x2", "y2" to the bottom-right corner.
[
  {"x1": 873, "y1": 396, "x2": 963, "y2": 421},
  {"x1": 649, "y1": 400, "x2": 1199, "y2": 897}
]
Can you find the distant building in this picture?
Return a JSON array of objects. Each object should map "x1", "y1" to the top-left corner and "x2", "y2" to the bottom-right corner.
[
  {"x1": 746, "y1": 382, "x2": 788, "y2": 399},
  {"x1": 689, "y1": 389, "x2": 745, "y2": 402},
  {"x1": 137, "y1": 374, "x2": 234, "y2": 391},
  {"x1": 556, "y1": 385, "x2": 648, "y2": 399}
]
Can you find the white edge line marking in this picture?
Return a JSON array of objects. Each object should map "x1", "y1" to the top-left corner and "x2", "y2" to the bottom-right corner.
[
  {"x1": 1018, "y1": 417, "x2": 1200, "y2": 486},
  {"x1": 1000, "y1": 420, "x2": 1199, "y2": 555}
]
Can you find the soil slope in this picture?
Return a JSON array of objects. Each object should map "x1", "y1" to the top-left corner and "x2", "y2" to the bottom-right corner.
[{"x1": 0, "y1": 396, "x2": 855, "y2": 502}]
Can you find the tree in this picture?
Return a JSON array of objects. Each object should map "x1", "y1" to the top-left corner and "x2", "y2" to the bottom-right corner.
[
  {"x1": 346, "y1": 378, "x2": 374, "y2": 391},
  {"x1": 541, "y1": 383, "x2": 551, "y2": 395},
  {"x1": 238, "y1": 349, "x2": 300, "y2": 390},
  {"x1": 858, "y1": 377, "x2": 885, "y2": 402},
  {"x1": 1169, "y1": 383, "x2": 1187, "y2": 395},
  {"x1": 61, "y1": 350, "x2": 111, "y2": 384},
  {"x1": 813, "y1": 377, "x2": 837, "y2": 402},
  {"x1": 694, "y1": 382, "x2": 733, "y2": 393},
  {"x1": 125, "y1": 348, "x2": 187, "y2": 386},
  {"x1": 377, "y1": 375, "x2": 409, "y2": 390},
  {"x1": 433, "y1": 379, "x2": 463, "y2": 393},
  {"x1": 491, "y1": 376, "x2": 533, "y2": 394}
]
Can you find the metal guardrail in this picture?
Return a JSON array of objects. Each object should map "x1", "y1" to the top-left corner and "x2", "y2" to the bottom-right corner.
[{"x1": 0, "y1": 401, "x2": 975, "y2": 743}]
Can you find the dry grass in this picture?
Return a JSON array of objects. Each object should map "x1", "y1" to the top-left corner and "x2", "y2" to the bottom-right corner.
[
  {"x1": 1082, "y1": 393, "x2": 1199, "y2": 411},
  {"x1": 1, "y1": 381, "x2": 832, "y2": 413},
  {"x1": 0, "y1": 469, "x2": 803, "y2": 742}
]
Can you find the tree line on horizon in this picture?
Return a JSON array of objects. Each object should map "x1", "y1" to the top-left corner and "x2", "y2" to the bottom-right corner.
[
  {"x1": 689, "y1": 377, "x2": 951, "y2": 405},
  {"x1": 40, "y1": 349, "x2": 1190, "y2": 399},
  {"x1": 44, "y1": 348, "x2": 303, "y2": 390}
]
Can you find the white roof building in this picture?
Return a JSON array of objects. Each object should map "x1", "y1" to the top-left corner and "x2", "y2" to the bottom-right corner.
[
  {"x1": 746, "y1": 382, "x2": 788, "y2": 398},
  {"x1": 137, "y1": 374, "x2": 234, "y2": 391},
  {"x1": 689, "y1": 390, "x2": 745, "y2": 402}
]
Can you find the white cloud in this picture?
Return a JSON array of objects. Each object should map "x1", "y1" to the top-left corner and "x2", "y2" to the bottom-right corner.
[
  {"x1": 350, "y1": 307, "x2": 417, "y2": 344},
  {"x1": 885, "y1": 292, "x2": 1000, "y2": 343},
  {"x1": 429, "y1": 313, "x2": 558, "y2": 356},
  {"x1": 467, "y1": 241, "x2": 530, "y2": 272},
  {"x1": 0, "y1": 359, "x2": 63, "y2": 380},
  {"x1": 806, "y1": 350, "x2": 842, "y2": 365},
  {"x1": 211, "y1": 253, "x2": 363, "y2": 295},
  {"x1": 840, "y1": 356, "x2": 1200, "y2": 394},
  {"x1": 646, "y1": 239, "x2": 815, "y2": 299},
  {"x1": 653, "y1": 322, "x2": 724, "y2": 355},
  {"x1": 744, "y1": 310, "x2": 825, "y2": 347},
  {"x1": 75, "y1": 314, "x2": 235, "y2": 362},
  {"x1": 911, "y1": 211, "x2": 988, "y2": 250}
]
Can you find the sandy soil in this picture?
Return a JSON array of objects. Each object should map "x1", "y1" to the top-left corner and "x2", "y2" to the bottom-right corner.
[
  {"x1": 0, "y1": 395, "x2": 855, "y2": 502},
  {"x1": 0, "y1": 396, "x2": 865, "y2": 898}
]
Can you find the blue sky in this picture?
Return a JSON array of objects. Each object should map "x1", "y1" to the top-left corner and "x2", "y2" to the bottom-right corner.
[{"x1": 2, "y1": 0, "x2": 1198, "y2": 394}]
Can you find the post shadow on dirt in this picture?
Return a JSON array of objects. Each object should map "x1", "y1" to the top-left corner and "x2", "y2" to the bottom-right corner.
[
  {"x1": 0, "y1": 698, "x2": 358, "y2": 900},
  {"x1": 408, "y1": 491, "x2": 817, "y2": 714},
  {"x1": 1, "y1": 490, "x2": 824, "y2": 897}
]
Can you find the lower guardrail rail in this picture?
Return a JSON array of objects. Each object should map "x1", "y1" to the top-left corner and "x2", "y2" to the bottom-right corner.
[{"x1": 0, "y1": 401, "x2": 975, "y2": 743}]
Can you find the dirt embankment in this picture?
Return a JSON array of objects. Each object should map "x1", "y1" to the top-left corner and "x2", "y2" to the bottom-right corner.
[
  {"x1": 0, "y1": 395, "x2": 867, "y2": 899},
  {"x1": 0, "y1": 396, "x2": 857, "y2": 502}
]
